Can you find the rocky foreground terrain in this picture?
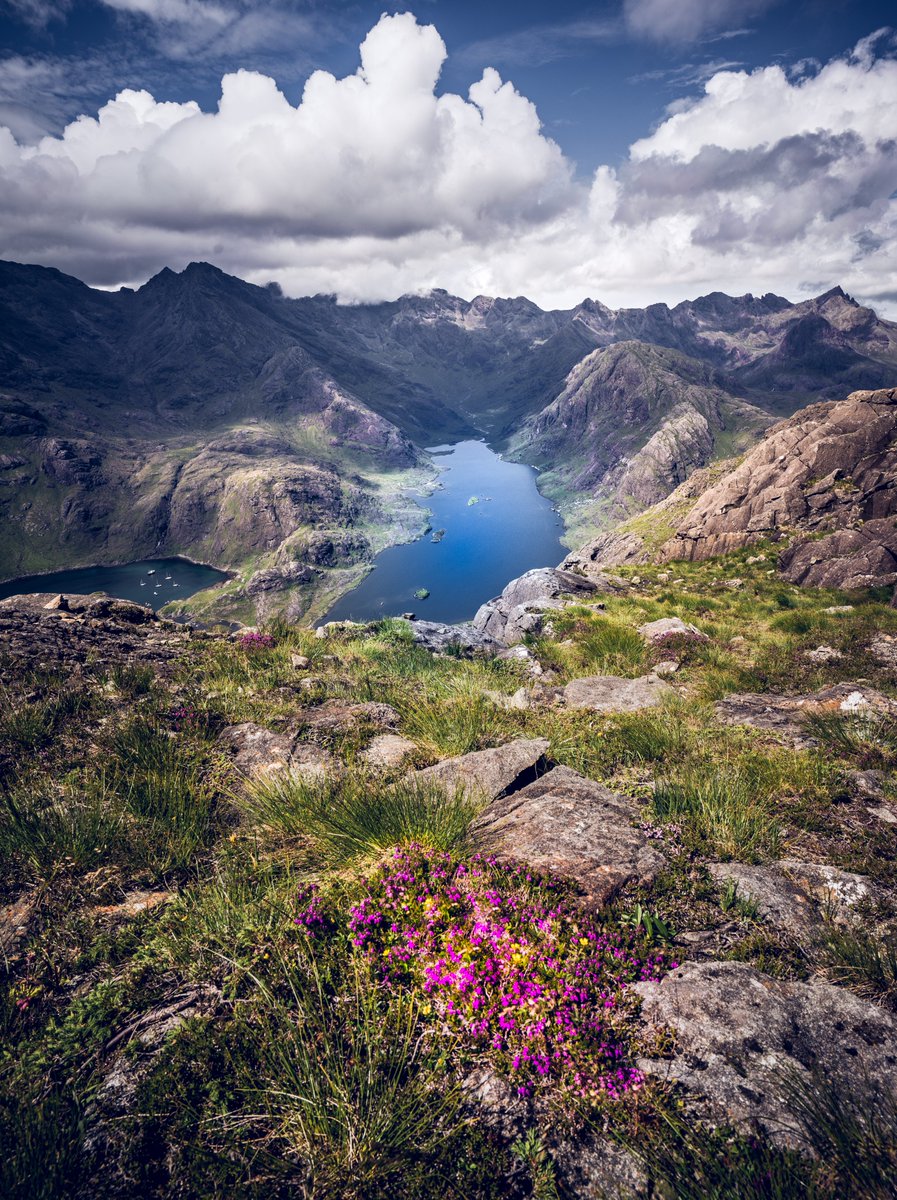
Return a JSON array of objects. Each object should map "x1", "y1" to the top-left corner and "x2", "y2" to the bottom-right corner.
[
  {"x1": 2, "y1": 506, "x2": 897, "y2": 1196},
  {"x1": 3, "y1": 259, "x2": 897, "y2": 621}
]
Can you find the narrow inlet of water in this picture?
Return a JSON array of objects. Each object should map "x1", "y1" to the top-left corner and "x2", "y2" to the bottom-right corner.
[{"x1": 325, "y1": 440, "x2": 565, "y2": 625}]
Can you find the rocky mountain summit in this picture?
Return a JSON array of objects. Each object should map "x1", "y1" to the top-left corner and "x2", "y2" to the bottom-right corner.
[
  {"x1": 568, "y1": 387, "x2": 897, "y2": 595},
  {"x1": 2, "y1": 259, "x2": 897, "y2": 620}
]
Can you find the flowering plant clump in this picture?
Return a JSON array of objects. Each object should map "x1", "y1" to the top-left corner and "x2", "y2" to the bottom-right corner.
[
  {"x1": 293, "y1": 883, "x2": 331, "y2": 934},
  {"x1": 239, "y1": 631, "x2": 275, "y2": 650},
  {"x1": 346, "y1": 845, "x2": 674, "y2": 1106},
  {"x1": 166, "y1": 703, "x2": 200, "y2": 732}
]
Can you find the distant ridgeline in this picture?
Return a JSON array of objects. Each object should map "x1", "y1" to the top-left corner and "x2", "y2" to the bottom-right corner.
[{"x1": 1, "y1": 257, "x2": 896, "y2": 621}]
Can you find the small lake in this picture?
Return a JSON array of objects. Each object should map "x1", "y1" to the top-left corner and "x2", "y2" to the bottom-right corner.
[
  {"x1": 325, "y1": 440, "x2": 566, "y2": 625},
  {"x1": 0, "y1": 558, "x2": 229, "y2": 611}
]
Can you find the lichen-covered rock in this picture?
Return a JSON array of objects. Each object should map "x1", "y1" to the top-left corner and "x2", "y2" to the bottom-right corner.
[
  {"x1": 635, "y1": 961, "x2": 897, "y2": 1147},
  {"x1": 707, "y1": 860, "x2": 873, "y2": 935},
  {"x1": 472, "y1": 765, "x2": 667, "y2": 907},
  {"x1": 361, "y1": 734, "x2": 418, "y2": 769},
  {"x1": 218, "y1": 722, "x2": 335, "y2": 779},
  {"x1": 414, "y1": 738, "x2": 550, "y2": 802},
  {"x1": 563, "y1": 673, "x2": 674, "y2": 713},
  {"x1": 407, "y1": 619, "x2": 501, "y2": 655},
  {"x1": 637, "y1": 616, "x2": 708, "y2": 644},
  {"x1": 715, "y1": 681, "x2": 897, "y2": 748}
]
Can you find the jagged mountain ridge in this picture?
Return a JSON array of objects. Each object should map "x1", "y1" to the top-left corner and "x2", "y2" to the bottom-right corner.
[{"x1": 1, "y1": 258, "x2": 896, "y2": 618}]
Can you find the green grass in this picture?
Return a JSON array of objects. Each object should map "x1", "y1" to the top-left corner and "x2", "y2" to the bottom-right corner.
[
  {"x1": 241, "y1": 769, "x2": 480, "y2": 866},
  {"x1": 652, "y1": 764, "x2": 781, "y2": 861}
]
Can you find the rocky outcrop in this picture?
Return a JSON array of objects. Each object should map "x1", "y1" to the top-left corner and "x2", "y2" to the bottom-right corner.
[
  {"x1": 472, "y1": 567, "x2": 604, "y2": 645},
  {"x1": 217, "y1": 722, "x2": 335, "y2": 780},
  {"x1": 407, "y1": 619, "x2": 502, "y2": 656},
  {"x1": 659, "y1": 388, "x2": 897, "y2": 589},
  {"x1": 635, "y1": 961, "x2": 897, "y2": 1147},
  {"x1": 472, "y1": 765, "x2": 668, "y2": 907},
  {"x1": 637, "y1": 617, "x2": 707, "y2": 644}
]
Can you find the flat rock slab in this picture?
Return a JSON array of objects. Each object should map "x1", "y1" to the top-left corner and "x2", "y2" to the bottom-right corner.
[
  {"x1": 715, "y1": 682, "x2": 897, "y2": 748},
  {"x1": 563, "y1": 673, "x2": 674, "y2": 713},
  {"x1": 218, "y1": 722, "x2": 335, "y2": 779},
  {"x1": 361, "y1": 733, "x2": 418, "y2": 769},
  {"x1": 707, "y1": 860, "x2": 873, "y2": 935},
  {"x1": 414, "y1": 737, "x2": 550, "y2": 802},
  {"x1": 300, "y1": 700, "x2": 399, "y2": 736},
  {"x1": 635, "y1": 960, "x2": 897, "y2": 1147},
  {"x1": 472, "y1": 765, "x2": 667, "y2": 907}
]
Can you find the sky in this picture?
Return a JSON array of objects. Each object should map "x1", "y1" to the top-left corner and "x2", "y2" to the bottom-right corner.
[{"x1": 1, "y1": 0, "x2": 896, "y2": 314}]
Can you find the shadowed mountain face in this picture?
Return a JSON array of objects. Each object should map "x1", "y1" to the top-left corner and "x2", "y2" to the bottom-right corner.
[{"x1": 1, "y1": 258, "x2": 896, "y2": 617}]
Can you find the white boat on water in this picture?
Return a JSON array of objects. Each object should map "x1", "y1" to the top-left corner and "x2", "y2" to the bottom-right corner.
[{"x1": 147, "y1": 569, "x2": 156, "y2": 575}]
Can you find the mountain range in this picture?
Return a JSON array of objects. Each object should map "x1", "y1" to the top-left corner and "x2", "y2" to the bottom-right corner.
[{"x1": 2, "y1": 258, "x2": 896, "y2": 619}]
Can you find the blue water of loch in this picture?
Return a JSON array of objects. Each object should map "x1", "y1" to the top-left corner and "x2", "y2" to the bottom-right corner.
[{"x1": 325, "y1": 440, "x2": 565, "y2": 625}]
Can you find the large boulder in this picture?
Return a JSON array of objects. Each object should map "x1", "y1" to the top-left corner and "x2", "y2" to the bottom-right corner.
[
  {"x1": 472, "y1": 765, "x2": 667, "y2": 907},
  {"x1": 414, "y1": 738, "x2": 550, "y2": 802},
  {"x1": 635, "y1": 961, "x2": 897, "y2": 1147},
  {"x1": 472, "y1": 567, "x2": 602, "y2": 645}
]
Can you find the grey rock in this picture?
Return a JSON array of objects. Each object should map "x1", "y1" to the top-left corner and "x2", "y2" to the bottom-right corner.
[
  {"x1": 845, "y1": 769, "x2": 886, "y2": 801},
  {"x1": 301, "y1": 699, "x2": 399, "y2": 736},
  {"x1": 472, "y1": 567, "x2": 599, "y2": 645},
  {"x1": 415, "y1": 737, "x2": 550, "y2": 802},
  {"x1": 361, "y1": 734, "x2": 418, "y2": 769},
  {"x1": 637, "y1": 616, "x2": 707, "y2": 644},
  {"x1": 218, "y1": 722, "x2": 335, "y2": 779},
  {"x1": 552, "y1": 1134, "x2": 648, "y2": 1200},
  {"x1": 715, "y1": 682, "x2": 897, "y2": 748},
  {"x1": 407, "y1": 619, "x2": 501, "y2": 655},
  {"x1": 869, "y1": 634, "x2": 897, "y2": 671},
  {"x1": 472, "y1": 765, "x2": 667, "y2": 907},
  {"x1": 563, "y1": 673, "x2": 674, "y2": 713},
  {"x1": 804, "y1": 645, "x2": 844, "y2": 664},
  {"x1": 653, "y1": 660, "x2": 680, "y2": 675},
  {"x1": 635, "y1": 960, "x2": 897, "y2": 1147},
  {"x1": 708, "y1": 860, "x2": 873, "y2": 935}
]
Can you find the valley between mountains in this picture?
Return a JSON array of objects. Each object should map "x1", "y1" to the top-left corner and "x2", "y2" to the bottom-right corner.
[{"x1": 3, "y1": 258, "x2": 897, "y2": 622}]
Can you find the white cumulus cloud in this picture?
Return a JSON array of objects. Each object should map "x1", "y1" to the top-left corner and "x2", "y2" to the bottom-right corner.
[{"x1": 0, "y1": 14, "x2": 896, "y2": 317}]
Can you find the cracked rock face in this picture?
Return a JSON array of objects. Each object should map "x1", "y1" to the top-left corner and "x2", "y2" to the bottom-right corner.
[
  {"x1": 472, "y1": 765, "x2": 667, "y2": 907},
  {"x1": 634, "y1": 961, "x2": 897, "y2": 1147},
  {"x1": 414, "y1": 737, "x2": 550, "y2": 802},
  {"x1": 658, "y1": 388, "x2": 897, "y2": 589},
  {"x1": 707, "y1": 860, "x2": 873, "y2": 935}
]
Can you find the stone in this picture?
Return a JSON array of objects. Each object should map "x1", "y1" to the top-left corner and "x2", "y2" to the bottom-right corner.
[
  {"x1": 551, "y1": 1135, "x2": 648, "y2": 1200},
  {"x1": 472, "y1": 765, "x2": 668, "y2": 907},
  {"x1": 708, "y1": 860, "x2": 872, "y2": 935},
  {"x1": 290, "y1": 653, "x2": 310, "y2": 669},
  {"x1": 637, "y1": 616, "x2": 708, "y2": 644},
  {"x1": 43, "y1": 593, "x2": 69, "y2": 611},
  {"x1": 0, "y1": 894, "x2": 34, "y2": 960},
  {"x1": 804, "y1": 645, "x2": 844, "y2": 664},
  {"x1": 715, "y1": 681, "x2": 897, "y2": 748},
  {"x1": 218, "y1": 722, "x2": 335, "y2": 779},
  {"x1": 361, "y1": 734, "x2": 418, "y2": 769},
  {"x1": 825, "y1": 605, "x2": 854, "y2": 614},
  {"x1": 414, "y1": 738, "x2": 550, "y2": 803},
  {"x1": 635, "y1": 961, "x2": 897, "y2": 1147},
  {"x1": 95, "y1": 890, "x2": 173, "y2": 920},
  {"x1": 563, "y1": 673, "x2": 674, "y2": 713},
  {"x1": 472, "y1": 567, "x2": 600, "y2": 645},
  {"x1": 869, "y1": 634, "x2": 897, "y2": 670},
  {"x1": 301, "y1": 700, "x2": 399, "y2": 736},
  {"x1": 407, "y1": 619, "x2": 501, "y2": 656},
  {"x1": 653, "y1": 660, "x2": 680, "y2": 675},
  {"x1": 845, "y1": 769, "x2": 886, "y2": 801}
]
